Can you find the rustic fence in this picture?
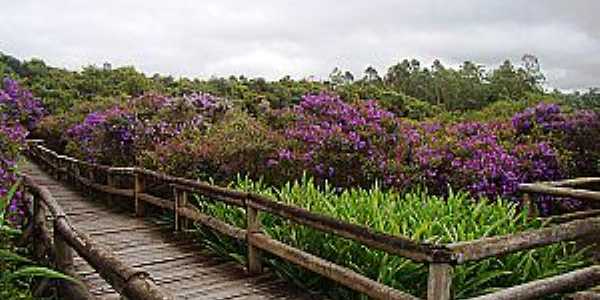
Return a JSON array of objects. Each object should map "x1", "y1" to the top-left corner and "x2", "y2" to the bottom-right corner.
[
  {"x1": 26, "y1": 140, "x2": 600, "y2": 300},
  {"x1": 19, "y1": 169, "x2": 172, "y2": 299}
]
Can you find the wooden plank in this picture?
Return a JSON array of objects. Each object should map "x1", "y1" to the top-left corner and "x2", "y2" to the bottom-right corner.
[
  {"x1": 448, "y1": 216, "x2": 600, "y2": 263},
  {"x1": 468, "y1": 266, "x2": 600, "y2": 300},
  {"x1": 519, "y1": 183, "x2": 600, "y2": 203},
  {"x1": 22, "y1": 155, "x2": 322, "y2": 300},
  {"x1": 178, "y1": 205, "x2": 247, "y2": 240},
  {"x1": 250, "y1": 232, "x2": 420, "y2": 300},
  {"x1": 544, "y1": 177, "x2": 600, "y2": 187}
]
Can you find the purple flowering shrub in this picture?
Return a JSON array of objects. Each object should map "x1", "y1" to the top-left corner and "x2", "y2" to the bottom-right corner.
[
  {"x1": 0, "y1": 78, "x2": 44, "y2": 226},
  {"x1": 512, "y1": 103, "x2": 600, "y2": 176},
  {"x1": 58, "y1": 90, "x2": 598, "y2": 214},
  {"x1": 0, "y1": 78, "x2": 45, "y2": 130},
  {"x1": 65, "y1": 93, "x2": 233, "y2": 167},
  {"x1": 140, "y1": 110, "x2": 284, "y2": 182},
  {"x1": 0, "y1": 124, "x2": 28, "y2": 226},
  {"x1": 271, "y1": 93, "x2": 400, "y2": 187},
  {"x1": 65, "y1": 106, "x2": 136, "y2": 165},
  {"x1": 409, "y1": 123, "x2": 564, "y2": 202}
]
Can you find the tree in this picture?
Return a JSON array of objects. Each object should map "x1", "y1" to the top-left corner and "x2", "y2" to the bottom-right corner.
[
  {"x1": 521, "y1": 54, "x2": 545, "y2": 88},
  {"x1": 362, "y1": 66, "x2": 381, "y2": 83}
]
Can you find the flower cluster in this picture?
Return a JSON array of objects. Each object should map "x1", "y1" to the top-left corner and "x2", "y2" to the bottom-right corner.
[
  {"x1": 55, "y1": 91, "x2": 599, "y2": 214},
  {"x1": 272, "y1": 93, "x2": 399, "y2": 187},
  {"x1": 0, "y1": 78, "x2": 45, "y2": 130},
  {"x1": 0, "y1": 78, "x2": 43, "y2": 226},
  {"x1": 66, "y1": 93, "x2": 232, "y2": 166},
  {"x1": 66, "y1": 106, "x2": 136, "y2": 164}
]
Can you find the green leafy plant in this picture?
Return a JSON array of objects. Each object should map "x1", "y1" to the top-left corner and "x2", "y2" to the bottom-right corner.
[
  {"x1": 1, "y1": 183, "x2": 82, "y2": 299},
  {"x1": 190, "y1": 176, "x2": 589, "y2": 299}
]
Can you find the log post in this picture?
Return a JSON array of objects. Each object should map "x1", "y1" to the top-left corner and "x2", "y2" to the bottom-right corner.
[
  {"x1": 32, "y1": 194, "x2": 44, "y2": 260},
  {"x1": 53, "y1": 220, "x2": 91, "y2": 299},
  {"x1": 523, "y1": 193, "x2": 538, "y2": 218},
  {"x1": 427, "y1": 263, "x2": 453, "y2": 300},
  {"x1": 54, "y1": 157, "x2": 61, "y2": 180},
  {"x1": 246, "y1": 204, "x2": 262, "y2": 275},
  {"x1": 174, "y1": 187, "x2": 180, "y2": 231},
  {"x1": 106, "y1": 173, "x2": 115, "y2": 207},
  {"x1": 73, "y1": 163, "x2": 81, "y2": 190},
  {"x1": 180, "y1": 191, "x2": 189, "y2": 230},
  {"x1": 88, "y1": 168, "x2": 95, "y2": 197},
  {"x1": 134, "y1": 172, "x2": 145, "y2": 217}
]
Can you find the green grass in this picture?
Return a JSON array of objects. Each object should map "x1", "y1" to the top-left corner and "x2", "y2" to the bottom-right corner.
[{"x1": 190, "y1": 175, "x2": 590, "y2": 299}]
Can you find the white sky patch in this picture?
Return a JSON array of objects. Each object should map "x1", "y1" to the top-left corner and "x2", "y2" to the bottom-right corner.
[{"x1": 1, "y1": 0, "x2": 599, "y2": 89}]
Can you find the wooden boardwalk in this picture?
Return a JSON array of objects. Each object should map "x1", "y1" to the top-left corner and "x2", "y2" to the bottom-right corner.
[{"x1": 23, "y1": 160, "x2": 314, "y2": 300}]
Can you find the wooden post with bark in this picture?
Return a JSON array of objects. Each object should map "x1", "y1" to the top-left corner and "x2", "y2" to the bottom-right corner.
[
  {"x1": 174, "y1": 187, "x2": 180, "y2": 231},
  {"x1": 180, "y1": 190, "x2": 189, "y2": 230},
  {"x1": 134, "y1": 172, "x2": 145, "y2": 217},
  {"x1": 246, "y1": 204, "x2": 263, "y2": 275},
  {"x1": 53, "y1": 219, "x2": 90, "y2": 299},
  {"x1": 106, "y1": 173, "x2": 115, "y2": 207},
  {"x1": 427, "y1": 263, "x2": 453, "y2": 300}
]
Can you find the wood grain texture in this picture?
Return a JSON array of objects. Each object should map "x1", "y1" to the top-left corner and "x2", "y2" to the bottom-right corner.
[{"x1": 22, "y1": 160, "x2": 315, "y2": 300}]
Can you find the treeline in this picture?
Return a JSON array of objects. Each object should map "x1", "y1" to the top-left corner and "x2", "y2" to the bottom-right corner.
[{"x1": 1, "y1": 52, "x2": 598, "y2": 118}]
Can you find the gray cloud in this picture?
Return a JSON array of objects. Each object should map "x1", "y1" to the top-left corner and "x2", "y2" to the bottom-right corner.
[{"x1": 1, "y1": 0, "x2": 598, "y2": 89}]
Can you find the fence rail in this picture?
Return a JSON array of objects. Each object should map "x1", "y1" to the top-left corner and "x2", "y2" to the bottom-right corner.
[
  {"x1": 20, "y1": 170, "x2": 172, "y2": 299},
  {"x1": 25, "y1": 140, "x2": 600, "y2": 300}
]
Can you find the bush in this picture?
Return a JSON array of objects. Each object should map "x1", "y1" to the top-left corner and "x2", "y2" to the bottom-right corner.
[{"x1": 270, "y1": 93, "x2": 400, "y2": 188}]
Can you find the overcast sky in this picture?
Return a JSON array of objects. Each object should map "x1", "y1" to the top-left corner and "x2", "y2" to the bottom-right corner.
[{"x1": 1, "y1": 1, "x2": 599, "y2": 90}]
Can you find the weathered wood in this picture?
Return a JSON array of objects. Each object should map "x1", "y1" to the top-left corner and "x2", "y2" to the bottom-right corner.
[
  {"x1": 135, "y1": 173, "x2": 145, "y2": 216},
  {"x1": 247, "y1": 193, "x2": 454, "y2": 263},
  {"x1": 171, "y1": 183, "x2": 245, "y2": 207},
  {"x1": 468, "y1": 265, "x2": 600, "y2": 300},
  {"x1": 177, "y1": 206, "x2": 246, "y2": 240},
  {"x1": 247, "y1": 205, "x2": 263, "y2": 274},
  {"x1": 138, "y1": 169, "x2": 248, "y2": 203},
  {"x1": 174, "y1": 187, "x2": 180, "y2": 231},
  {"x1": 54, "y1": 218, "x2": 173, "y2": 300},
  {"x1": 522, "y1": 193, "x2": 537, "y2": 218},
  {"x1": 106, "y1": 173, "x2": 116, "y2": 206},
  {"x1": 24, "y1": 172, "x2": 172, "y2": 300},
  {"x1": 545, "y1": 178, "x2": 600, "y2": 188},
  {"x1": 427, "y1": 263, "x2": 453, "y2": 300},
  {"x1": 54, "y1": 220, "x2": 91, "y2": 299},
  {"x1": 180, "y1": 190, "x2": 189, "y2": 230},
  {"x1": 448, "y1": 216, "x2": 600, "y2": 263},
  {"x1": 77, "y1": 176, "x2": 134, "y2": 197},
  {"x1": 138, "y1": 193, "x2": 174, "y2": 210},
  {"x1": 250, "y1": 233, "x2": 420, "y2": 300},
  {"x1": 519, "y1": 183, "x2": 600, "y2": 203},
  {"x1": 544, "y1": 209, "x2": 600, "y2": 224}
]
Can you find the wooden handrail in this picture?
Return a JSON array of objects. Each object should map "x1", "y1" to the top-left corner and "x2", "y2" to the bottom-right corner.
[
  {"x1": 26, "y1": 141, "x2": 600, "y2": 300},
  {"x1": 519, "y1": 183, "x2": 600, "y2": 203},
  {"x1": 22, "y1": 174, "x2": 172, "y2": 300}
]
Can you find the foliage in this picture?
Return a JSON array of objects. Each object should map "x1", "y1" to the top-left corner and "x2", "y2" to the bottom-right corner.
[
  {"x1": 55, "y1": 89, "x2": 600, "y2": 214},
  {"x1": 0, "y1": 78, "x2": 79, "y2": 298},
  {"x1": 193, "y1": 176, "x2": 589, "y2": 299},
  {"x1": 270, "y1": 93, "x2": 399, "y2": 188},
  {"x1": 1, "y1": 184, "x2": 82, "y2": 299}
]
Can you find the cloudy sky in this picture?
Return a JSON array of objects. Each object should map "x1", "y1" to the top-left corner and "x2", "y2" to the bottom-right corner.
[{"x1": 1, "y1": 1, "x2": 598, "y2": 90}]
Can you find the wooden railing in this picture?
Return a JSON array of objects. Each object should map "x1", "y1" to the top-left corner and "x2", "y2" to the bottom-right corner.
[
  {"x1": 26, "y1": 140, "x2": 600, "y2": 300},
  {"x1": 20, "y1": 168, "x2": 172, "y2": 299}
]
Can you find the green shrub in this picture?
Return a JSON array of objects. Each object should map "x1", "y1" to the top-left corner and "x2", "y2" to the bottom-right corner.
[{"x1": 192, "y1": 176, "x2": 589, "y2": 299}]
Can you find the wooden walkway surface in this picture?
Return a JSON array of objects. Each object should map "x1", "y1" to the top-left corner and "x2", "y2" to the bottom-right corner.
[{"x1": 23, "y1": 160, "x2": 315, "y2": 300}]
